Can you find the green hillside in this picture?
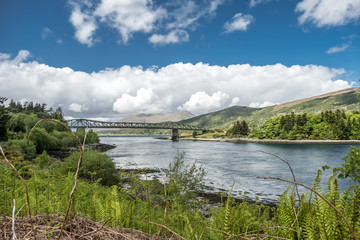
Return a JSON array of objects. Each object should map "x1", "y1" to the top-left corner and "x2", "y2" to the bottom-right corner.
[
  {"x1": 179, "y1": 106, "x2": 260, "y2": 128},
  {"x1": 180, "y1": 87, "x2": 360, "y2": 129}
]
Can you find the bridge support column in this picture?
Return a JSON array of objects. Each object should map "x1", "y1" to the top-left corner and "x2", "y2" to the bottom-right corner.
[{"x1": 171, "y1": 129, "x2": 179, "y2": 141}]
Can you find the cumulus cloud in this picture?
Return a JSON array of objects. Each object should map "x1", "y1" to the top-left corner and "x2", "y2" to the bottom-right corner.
[
  {"x1": 113, "y1": 88, "x2": 166, "y2": 114},
  {"x1": 326, "y1": 43, "x2": 350, "y2": 54},
  {"x1": 178, "y1": 91, "x2": 229, "y2": 113},
  {"x1": 0, "y1": 50, "x2": 353, "y2": 119},
  {"x1": 296, "y1": 0, "x2": 360, "y2": 27},
  {"x1": 69, "y1": 0, "x2": 97, "y2": 46},
  {"x1": 223, "y1": 13, "x2": 254, "y2": 33},
  {"x1": 94, "y1": 0, "x2": 165, "y2": 44},
  {"x1": 149, "y1": 29, "x2": 189, "y2": 45}
]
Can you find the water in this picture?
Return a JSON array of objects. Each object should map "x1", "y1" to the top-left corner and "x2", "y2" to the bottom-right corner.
[{"x1": 100, "y1": 136, "x2": 356, "y2": 204}]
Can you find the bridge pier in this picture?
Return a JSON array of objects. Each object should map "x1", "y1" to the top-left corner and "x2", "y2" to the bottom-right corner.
[{"x1": 171, "y1": 129, "x2": 179, "y2": 141}]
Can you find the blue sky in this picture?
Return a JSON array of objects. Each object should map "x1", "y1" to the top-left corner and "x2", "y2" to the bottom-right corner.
[{"x1": 0, "y1": 0, "x2": 359, "y2": 119}]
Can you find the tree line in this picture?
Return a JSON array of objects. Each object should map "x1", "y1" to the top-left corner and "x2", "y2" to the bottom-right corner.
[{"x1": 240, "y1": 109, "x2": 360, "y2": 140}]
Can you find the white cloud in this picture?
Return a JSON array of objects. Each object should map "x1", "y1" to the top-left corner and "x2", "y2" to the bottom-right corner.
[
  {"x1": 69, "y1": 103, "x2": 88, "y2": 112},
  {"x1": 41, "y1": 28, "x2": 52, "y2": 40},
  {"x1": 326, "y1": 43, "x2": 350, "y2": 54},
  {"x1": 223, "y1": 13, "x2": 254, "y2": 33},
  {"x1": 11, "y1": 50, "x2": 31, "y2": 65},
  {"x1": 249, "y1": 101, "x2": 277, "y2": 108},
  {"x1": 0, "y1": 53, "x2": 11, "y2": 61},
  {"x1": 178, "y1": 91, "x2": 230, "y2": 114},
  {"x1": 230, "y1": 97, "x2": 240, "y2": 106},
  {"x1": 149, "y1": 29, "x2": 189, "y2": 45},
  {"x1": 68, "y1": 0, "x2": 225, "y2": 46},
  {"x1": 0, "y1": 50, "x2": 353, "y2": 119},
  {"x1": 249, "y1": 0, "x2": 271, "y2": 8},
  {"x1": 69, "y1": 1, "x2": 97, "y2": 46},
  {"x1": 296, "y1": 0, "x2": 360, "y2": 27},
  {"x1": 113, "y1": 88, "x2": 165, "y2": 114},
  {"x1": 94, "y1": 0, "x2": 165, "y2": 44}
]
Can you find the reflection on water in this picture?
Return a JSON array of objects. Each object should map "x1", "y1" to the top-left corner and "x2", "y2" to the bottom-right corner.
[{"x1": 100, "y1": 136, "x2": 355, "y2": 204}]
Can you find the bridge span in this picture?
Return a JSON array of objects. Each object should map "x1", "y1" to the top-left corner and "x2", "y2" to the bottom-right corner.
[{"x1": 66, "y1": 119, "x2": 208, "y2": 141}]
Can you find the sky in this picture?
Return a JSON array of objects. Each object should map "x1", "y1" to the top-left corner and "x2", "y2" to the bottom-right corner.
[{"x1": 0, "y1": 0, "x2": 359, "y2": 120}]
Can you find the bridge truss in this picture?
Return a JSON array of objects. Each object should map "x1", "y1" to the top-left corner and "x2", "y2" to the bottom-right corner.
[{"x1": 66, "y1": 119, "x2": 207, "y2": 140}]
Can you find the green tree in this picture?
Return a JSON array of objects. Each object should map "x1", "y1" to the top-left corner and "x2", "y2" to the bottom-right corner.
[
  {"x1": 166, "y1": 152, "x2": 206, "y2": 197},
  {"x1": 0, "y1": 97, "x2": 9, "y2": 140}
]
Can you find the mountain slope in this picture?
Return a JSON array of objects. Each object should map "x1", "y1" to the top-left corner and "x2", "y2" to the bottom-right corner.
[
  {"x1": 180, "y1": 87, "x2": 360, "y2": 128},
  {"x1": 179, "y1": 106, "x2": 260, "y2": 128}
]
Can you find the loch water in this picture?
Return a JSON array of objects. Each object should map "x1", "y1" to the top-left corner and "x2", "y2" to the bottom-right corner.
[{"x1": 100, "y1": 136, "x2": 356, "y2": 204}]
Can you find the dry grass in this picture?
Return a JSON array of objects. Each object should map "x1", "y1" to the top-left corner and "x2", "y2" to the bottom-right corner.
[{"x1": 1, "y1": 214, "x2": 166, "y2": 240}]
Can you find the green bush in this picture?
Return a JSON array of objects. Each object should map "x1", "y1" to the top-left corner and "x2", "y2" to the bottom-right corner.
[
  {"x1": 34, "y1": 151, "x2": 51, "y2": 169},
  {"x1": 166, "y1": 152, "x2": 206, "y2": 203},
  {"x1": 62, "y1": 150, "x2": 119, "y2": 186},
  {"x1": 6, "y1": 138, "x2": 36, "y2": 161}
]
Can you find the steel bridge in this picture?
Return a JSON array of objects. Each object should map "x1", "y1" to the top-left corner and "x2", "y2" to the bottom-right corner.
[{"x1": 66, "y1": 119, "x2": 207, "y2": 140}]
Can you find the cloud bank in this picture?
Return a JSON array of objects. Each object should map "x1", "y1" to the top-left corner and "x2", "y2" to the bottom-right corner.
[{"x1": 0, "y1": 50, "x2": 353, "y2": 119}]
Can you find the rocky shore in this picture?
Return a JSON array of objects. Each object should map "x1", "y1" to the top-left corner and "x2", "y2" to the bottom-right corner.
[{"x1": 48, "y1": 143, "x2": 116, "y2": 160}]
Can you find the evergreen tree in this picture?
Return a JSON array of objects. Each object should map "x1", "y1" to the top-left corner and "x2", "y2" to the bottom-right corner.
[{"x1": 0, "y1": 97, "x2": 9, "y2": 141}]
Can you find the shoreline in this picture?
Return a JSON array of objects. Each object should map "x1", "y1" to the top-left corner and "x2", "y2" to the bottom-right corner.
[
  {"x1": 101, "y1": 135, "x2": 360, "y2": 144},
  {"x1": 179, "y1": 137, "x2": 360, "y2": 144}
]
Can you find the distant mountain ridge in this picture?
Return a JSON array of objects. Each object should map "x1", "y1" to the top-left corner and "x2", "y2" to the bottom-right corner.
[
  {"x1": 119, "y1": 111, "x2": 195, "y2": 123},
  {"x1": 180, "y1": 87, "x2": 360, "y2": 129}
]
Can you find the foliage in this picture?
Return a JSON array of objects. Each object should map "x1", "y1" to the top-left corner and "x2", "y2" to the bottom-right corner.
[
  {"x1": 5, "y1": 138, "x2": 37, "y2": 161},
  {"x1": 75, "y1": 127, "x2": 100, "y2": 144},
  {"x1": 192, "y1": 130, "x2": 197, "y2": 138},
  {"x1": 253, "y1": 110, "x2": 360, "y2": 140},
  {"x1": 0, "y1": 97, "x2": 10, "y2": 141},
  {"x1": 0, "y1": 146, "x2": 360, "y2": 239},
  {"x1": 61, "y1": 150, "x2": 120, "y2": 186},
  {"x1": 229, "y1": 120, "x2": 249, "y2": 136},
  {"x1": 7, "y1": 99, "x2": 64, "y2": 120},
  {"x1": 34, "y1": 151, "x2": 51, "y2": 169},
  {"x1": 336, "y1": 146, "x2": 360, "y2": 183},
  {"x1": 166, "y1": 152, "x2": 206, "y2": 201},
  {"x1": 274, "y1": 170, "x2": 360, "y2": 239}
]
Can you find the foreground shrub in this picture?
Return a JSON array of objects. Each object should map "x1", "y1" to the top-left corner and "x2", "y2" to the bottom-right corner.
[{"x1": 62, "y1": 150, "x2": 119, "y2": 186}]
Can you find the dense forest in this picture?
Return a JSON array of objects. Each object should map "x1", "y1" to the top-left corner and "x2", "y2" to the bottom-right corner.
[
  {"x1": 252, "y1": 110, "x2": 360, "y2": 140},
  {"x1": 224, "y1": 110, "x2": 360, "y2": 140}
]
